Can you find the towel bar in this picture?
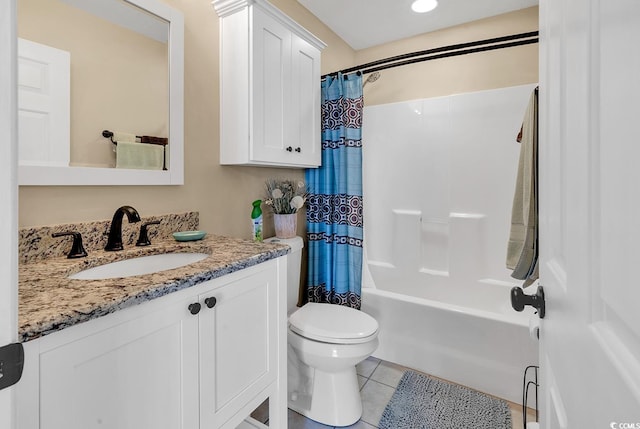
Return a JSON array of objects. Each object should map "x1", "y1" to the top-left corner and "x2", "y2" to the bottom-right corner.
[{"x1": 102, "y1": 130, "x2": 168, "y2": 170}]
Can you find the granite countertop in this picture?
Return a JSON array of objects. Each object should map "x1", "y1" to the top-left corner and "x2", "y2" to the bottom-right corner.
[{"x1": 19, "y1": 235, "x2": 290, "y2": 343}]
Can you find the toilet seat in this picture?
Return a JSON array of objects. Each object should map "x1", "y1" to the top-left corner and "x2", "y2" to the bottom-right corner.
[{"x1": 289, "y1": 303, "x2": 378, "y2": 344}]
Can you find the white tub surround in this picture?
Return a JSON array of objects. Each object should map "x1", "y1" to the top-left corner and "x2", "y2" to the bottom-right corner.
[{"x1": 362, "y1": 85, "x2": 539, "y2": 404}]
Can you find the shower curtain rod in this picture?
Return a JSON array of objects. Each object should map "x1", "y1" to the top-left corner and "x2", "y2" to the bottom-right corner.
[{"x1": 321, "y1": 31, "x2": 539, "y2": 79}]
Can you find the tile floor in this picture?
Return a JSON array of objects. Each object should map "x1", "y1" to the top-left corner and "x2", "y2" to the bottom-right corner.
[{"x1": 252, "y1": 357, "x2": 537, "y2": 428}]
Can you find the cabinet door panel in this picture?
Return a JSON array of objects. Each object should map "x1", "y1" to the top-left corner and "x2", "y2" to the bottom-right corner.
[
  {"x1": 251, "y1": 8, "x2": 292, "y2": 163},
  {"x1": 290, "y1": 34, "x2": 321, "y2": 167},
  {"x1": 39, "y1": 299, "x2": 199, "y2": 429},
  {"x1": 200, "y1": 266, "x2": 278, "y2": 427}
]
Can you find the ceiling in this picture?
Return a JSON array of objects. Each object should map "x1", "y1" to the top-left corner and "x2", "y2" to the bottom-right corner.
[{"x1": 296, "y1": 0, "x2": 539, "y2": 50}]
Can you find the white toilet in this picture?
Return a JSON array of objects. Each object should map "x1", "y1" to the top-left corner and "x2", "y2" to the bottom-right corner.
[{"x1": 266, "y1": 236, "x2": 379, "y2": 427}]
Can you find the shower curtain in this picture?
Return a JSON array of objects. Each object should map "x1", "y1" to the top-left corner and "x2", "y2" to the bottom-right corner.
[{"x1": 306, "y1": 72, "x2": 364, "y2": 310}]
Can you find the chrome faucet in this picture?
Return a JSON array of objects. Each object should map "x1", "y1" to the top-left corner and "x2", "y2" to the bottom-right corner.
[{"x1": 105, "y1": 205, "x2": 141, "y2": 251}]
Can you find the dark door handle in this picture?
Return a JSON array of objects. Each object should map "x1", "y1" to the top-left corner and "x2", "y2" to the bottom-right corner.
[
  {"x1": 204, "y1": 297, "x2": 217, "y2": 308},
  {"x1": 295, "y1": 147, "x2": 301, "y2": 153},
  {"x1": 511, "y1": 286, "x2": 545, "y2": 319},
  {"x1": 286, "y1": 146, "x2": 293, "y2": 152},
  {"x1": 0, "y1": 343, "x2": 24, "y2": 391},
  {"x1": 188, "y1": 302, "x2": 201, "y2": 315}
]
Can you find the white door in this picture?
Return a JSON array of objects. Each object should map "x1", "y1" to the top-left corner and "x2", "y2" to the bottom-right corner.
[
  {"x1": 17, "y1": 38, "x2": 70, "y2": 167},
  {"x1": 0, "y1": 1, "x2": 19, "y2": 428},
  {"x1": 539, "y1": 0, "x2": 640, "y2": 427}
]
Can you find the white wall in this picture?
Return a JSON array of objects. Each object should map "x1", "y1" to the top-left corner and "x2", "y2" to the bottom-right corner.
[{"x1": 363, "y1": 84, "x2": 536, "y2": 290}]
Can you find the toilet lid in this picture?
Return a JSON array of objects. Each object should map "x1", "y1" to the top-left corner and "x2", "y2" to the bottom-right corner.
[{"x1": 289, "y1": 303, "x2": 378, "y2": 344}]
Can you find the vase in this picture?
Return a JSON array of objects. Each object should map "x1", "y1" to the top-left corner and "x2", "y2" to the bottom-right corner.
[{"x1": 273, "y1": 213, "x2": 297, "y2": 239}]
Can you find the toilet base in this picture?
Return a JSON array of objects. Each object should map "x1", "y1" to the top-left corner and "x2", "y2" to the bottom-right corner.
[{"x1": 289, "y1": 365, "x2": 362, "y2": 427}]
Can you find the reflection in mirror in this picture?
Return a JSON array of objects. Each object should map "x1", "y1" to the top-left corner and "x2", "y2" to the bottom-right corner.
[{"x1": 17, "y1": 0, "x2": 184, "y2": 186}]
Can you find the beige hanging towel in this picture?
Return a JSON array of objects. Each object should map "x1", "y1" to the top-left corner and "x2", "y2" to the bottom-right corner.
[{"x1": 506, "y1": 88, "x2": 538, "y2": 287}]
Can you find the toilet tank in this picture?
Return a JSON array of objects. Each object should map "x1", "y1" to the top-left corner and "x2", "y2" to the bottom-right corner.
[{"x1": 264, "y1": 236, "x2": 304, "y2": 315}]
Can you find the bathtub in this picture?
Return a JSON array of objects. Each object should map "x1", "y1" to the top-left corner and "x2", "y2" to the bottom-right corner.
[{"x1": 361, "y1": 265, "x2": 539, "y2": 404}]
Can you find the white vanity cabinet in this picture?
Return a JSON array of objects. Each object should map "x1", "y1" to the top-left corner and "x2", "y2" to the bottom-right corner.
[
  {"x1": 214, "y1": 0, "x2": 326, "y2": 168},
  {"x1": 17, "y1": 258, "x2": 287, "y2": 429}
]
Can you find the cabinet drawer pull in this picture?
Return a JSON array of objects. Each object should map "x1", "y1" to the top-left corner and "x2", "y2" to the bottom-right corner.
[
  {"x1": 285, "y1": 146, "x2": 293, "y2": 152},
  {"x1": 295, "y1": 147, "x2": 301, "y2": 153},
  {"x1": 188, "y1": 303, "x2": 201, "y2": 315},
  {"x1": 204, "y1": 297, "x2": 217, "y2": 308}
]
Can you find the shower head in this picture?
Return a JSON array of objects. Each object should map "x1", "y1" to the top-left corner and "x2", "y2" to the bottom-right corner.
[{"x1": 363, "y1": 71, "x2": 381, "y2": 87}]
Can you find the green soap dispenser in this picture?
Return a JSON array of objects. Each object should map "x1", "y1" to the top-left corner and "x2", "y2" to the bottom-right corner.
[{"x1": 251, "y1": 199, "x2": 263, "y2": 242}]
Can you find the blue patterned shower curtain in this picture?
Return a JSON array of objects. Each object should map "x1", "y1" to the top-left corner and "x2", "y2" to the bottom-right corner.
[{"x1": 305, "y1": 72, "x2": 364, "y2": 309}]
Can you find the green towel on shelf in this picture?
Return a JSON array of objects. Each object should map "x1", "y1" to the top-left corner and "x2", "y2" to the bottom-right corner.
[{"x1": 115, "y1": 141, "x2": 164, "y2": 170}]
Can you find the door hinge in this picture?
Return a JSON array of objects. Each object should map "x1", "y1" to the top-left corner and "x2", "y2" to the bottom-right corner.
[{"x1": 0, "y1": 342, "x2": 24, "y2": 391}]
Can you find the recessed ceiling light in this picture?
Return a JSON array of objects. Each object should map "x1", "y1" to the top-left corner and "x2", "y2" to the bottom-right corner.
[{"x1": 411, "y1": 0, "x2": 438, "y2": 13}]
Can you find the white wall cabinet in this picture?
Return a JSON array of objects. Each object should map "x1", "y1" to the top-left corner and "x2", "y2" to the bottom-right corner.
[
  {"x1": 214, "y1": 0, "x2": 325, "y2": 168},
  {"x1": 17, "y1": 259, "x2": 287, "y2": 429}
]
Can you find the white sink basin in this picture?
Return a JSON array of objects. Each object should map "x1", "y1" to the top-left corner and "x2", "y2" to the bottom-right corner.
[{"x1": 69, "y1": 252, "x2": 210, "y2": 280}]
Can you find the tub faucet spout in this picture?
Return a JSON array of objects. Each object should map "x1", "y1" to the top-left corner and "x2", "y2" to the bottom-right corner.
[{"x1": 105, "y1": 205, "x2": 141, "y2": 251}]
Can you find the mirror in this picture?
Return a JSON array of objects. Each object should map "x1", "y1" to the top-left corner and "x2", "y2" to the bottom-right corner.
[{"x1": 17, "y1": 0, "x2": 184, "y2": 186}]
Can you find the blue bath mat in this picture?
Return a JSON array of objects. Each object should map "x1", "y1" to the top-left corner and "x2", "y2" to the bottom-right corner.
[{"x1": 378, "y1": 370, "x2": 512, "y2": 429}]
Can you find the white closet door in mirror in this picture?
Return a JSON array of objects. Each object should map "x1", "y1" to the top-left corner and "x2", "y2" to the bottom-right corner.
[{"x1": 18, "y1": 38, "x2": 70, "y2": 168}]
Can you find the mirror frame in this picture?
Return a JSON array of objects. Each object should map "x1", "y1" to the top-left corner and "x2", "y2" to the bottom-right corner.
[{"x1": 18, "y1": 0, "x2": 184, "y2": 186}]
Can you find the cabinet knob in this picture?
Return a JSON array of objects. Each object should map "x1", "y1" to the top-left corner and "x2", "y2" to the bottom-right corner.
[
  {"x1": 188, "y1": 302, "x2": 201, "y2": 315},
  {"x1": 286, "y1": 146, "x2": 293, "y2": 152},
  {"x1": 204, "y1": 297, "x2": 217, "y2": 309},
  {"x1": 295, "y1": 147, "x2": 301, "y2": 153}
]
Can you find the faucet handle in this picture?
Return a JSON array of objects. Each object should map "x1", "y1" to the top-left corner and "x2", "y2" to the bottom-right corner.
[
  {"x1": 136, "y1": 220, "x2": 161, "y2": 247},
  {"x1": 52, "y1": 232, "x2": 88, "y2": 259}
]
